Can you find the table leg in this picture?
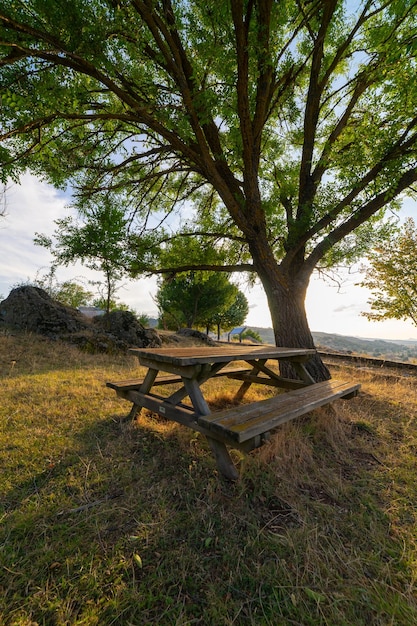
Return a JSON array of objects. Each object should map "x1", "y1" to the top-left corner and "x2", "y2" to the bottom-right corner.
[
  {"x1": 141, "y1": 367, "x2": 159, "y2": 392},
  {"x1": 234, "y1": 380, "x2": 252, "y2": 403},
  {"x1": 183, "y1": 378, "x2": 239, "y2": 481},
  {"x1": 165, "y1": 363, "x2": 218, "y2": 406},
  {"x1": 206, "y1": 438, "x2": 239, "y2": 481},
  {"x1": 129, "y1": 368, "x2": 159, "y2": 420},
  {"x1": 182, "y1": 378, "x2": 211, "y2": 414}
]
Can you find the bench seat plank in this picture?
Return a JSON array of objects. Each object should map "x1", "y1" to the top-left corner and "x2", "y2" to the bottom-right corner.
[
  {"x1": 197, "y1": 380, "x2": 360, "y2": 443},
  {"x1": 106, "y1": 366, "x2": 253, "y2": 392},
  {"x1": 228, "y1": 372, "x2": 307, "y2": 389},
  {"x1": 106, "y1": 375, "x2": 181, "y2": 390}
]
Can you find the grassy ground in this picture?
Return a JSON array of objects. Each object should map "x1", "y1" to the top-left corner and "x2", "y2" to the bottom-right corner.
[{"x1": 1, "y1": 331, "x2": 416, "y2": 625}]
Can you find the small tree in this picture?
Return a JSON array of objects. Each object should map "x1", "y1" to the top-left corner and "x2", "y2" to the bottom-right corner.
[
  {"x1": 54, "y1": 281, "x2": 94, "y2": 309},
  {"x1": 206, "y1": 290, "x2": 249, "y2": 340},
  {"x1": 241, "y1": 329, "x2": 263, "y2": 344},
  {"x1": 29, "y1": 268, "x2": 94, "y2": 308},
  {"x1": 156, "y1": 272, "x2": 238, "y2": 331},
  {"x1": 136, "y1": 312, "x2": 150, "y2": 327},
  {"x1": 35, "y1": 198, "x2": 132, "y2": 315},
  {"x1": 359, "y1": 218, "x2": 417, "y2": 327},
  {"x1": 92, "y1": 296, "x2": 130, "y2": 313}
]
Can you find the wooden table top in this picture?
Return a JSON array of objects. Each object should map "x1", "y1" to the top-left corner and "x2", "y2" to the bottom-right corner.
[{"x1": 129, "y1": 345, "x2": 316, "y2": 367}]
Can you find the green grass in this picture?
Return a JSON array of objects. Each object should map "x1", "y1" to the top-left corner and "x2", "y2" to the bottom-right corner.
[{"x1": 1, "y1": 332, "x2": 417, "y2": 625}]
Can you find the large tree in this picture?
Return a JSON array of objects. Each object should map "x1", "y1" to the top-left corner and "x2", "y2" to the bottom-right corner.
[{"x1": 1, "y1": 1, "x2": 417, "y2": 380}]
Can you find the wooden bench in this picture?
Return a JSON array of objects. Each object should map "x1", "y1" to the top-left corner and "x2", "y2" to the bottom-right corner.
[
  {"x1": 107, "y1": 374, "x2": 183, "y2": 392},
  {"x1": 106, "y1": 367, "x2": 257, "y2": 420},
  {"x1": 106, "y1": 366, "x2": 253, "y2": 394},
  {"x1": 197, "y1": 379, "x2": 360, "y2": 447}
]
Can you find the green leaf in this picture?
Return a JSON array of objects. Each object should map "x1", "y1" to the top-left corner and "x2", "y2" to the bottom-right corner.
[{"x1": 304, "y1": 588, "x2": 326, "y2": 603}]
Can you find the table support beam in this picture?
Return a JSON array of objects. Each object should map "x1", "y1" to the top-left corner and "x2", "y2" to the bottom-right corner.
[
  {"x1": 206, "y1": 438, "x2": 239, "y2": 481},
  {"x1": 184, "y1": 377, "x2": 240, "y2": 481},
  {"x1": 234, "y1": 359, "x2": 265, "y2": 402},
  {"x1": 128, "y1": 367, "x2": 159, "y2": 421}
]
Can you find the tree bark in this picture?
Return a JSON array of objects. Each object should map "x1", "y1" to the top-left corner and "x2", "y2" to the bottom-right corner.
[
  {"x1": 250, "y1": 243, "x2": 331, "y2": 381},
  {"x1": 268, "y1": 278, "x2": 331, "y2": 382}
]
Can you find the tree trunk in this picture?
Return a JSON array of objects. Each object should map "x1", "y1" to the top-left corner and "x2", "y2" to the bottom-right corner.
[{"x1": 253, "y1": 252, "x2": 331, "y2": 382}]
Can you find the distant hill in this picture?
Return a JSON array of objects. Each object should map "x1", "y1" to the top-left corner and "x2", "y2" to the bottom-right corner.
[
  {"x1": 246, "y1": 327, "x2": 417, "y2": 363},
  {"x1": 145, "y1": 317, "x2": 417, "y2": 363}
]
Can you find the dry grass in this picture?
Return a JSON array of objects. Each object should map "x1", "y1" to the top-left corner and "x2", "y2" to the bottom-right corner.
[{"x1": 1, "y1": 331, "x2": 417, "y2": 625}]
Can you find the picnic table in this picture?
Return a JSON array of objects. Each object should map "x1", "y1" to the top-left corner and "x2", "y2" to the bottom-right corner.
[{"x1": 107, "y1": 345, "x2": 360, "y2": 480}]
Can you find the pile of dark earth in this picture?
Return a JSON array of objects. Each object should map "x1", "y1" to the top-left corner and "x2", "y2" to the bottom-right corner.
[{"x1": 0, "y1": 286, "x2": 161, "y2": 353}]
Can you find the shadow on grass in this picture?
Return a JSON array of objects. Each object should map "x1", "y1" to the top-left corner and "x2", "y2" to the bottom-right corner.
[{"x1": 2, "y1": 395, "x2": 417, "y2": 626}]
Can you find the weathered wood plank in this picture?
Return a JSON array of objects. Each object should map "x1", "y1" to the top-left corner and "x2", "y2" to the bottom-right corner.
[
  {"x1": 183, "y1": 378, "x2": 211, "y2": 415},
  {"x1": 106, "y1": 375, "x2": 182, "y2": 390},
  {"x1": 120, "y1": 389, "x2": 196, "y2": 421},
  {"x1": 197, "y1": 380, "x2": 360, "y2": 443},
  {"x1": 206, "y1": 438, "x2": 239, "y2": 481},
  {"x1": 106, "y1": 366, "x2": 252, "y2": 392},
  {"x1": 129, "y1": 346, "x2": 317, "y2": 367},
  {"x1": 228, "y1": 372, "x2": 307, "y2": 389}
]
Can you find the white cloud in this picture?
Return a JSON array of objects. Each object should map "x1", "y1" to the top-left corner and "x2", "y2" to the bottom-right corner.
[
  {"x1": 0, "y1": 174, "x2": 159, "y2": 315},
  {"x1": 0, "y1": 175, "x2": 67, "y2": 287}
]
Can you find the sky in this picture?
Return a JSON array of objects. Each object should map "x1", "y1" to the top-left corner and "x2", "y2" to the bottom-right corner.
[{"x1": 1, "y1": 173, "x2": 416, "y2": 341}]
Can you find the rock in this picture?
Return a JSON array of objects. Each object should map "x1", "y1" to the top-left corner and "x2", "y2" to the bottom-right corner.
[
  {"x1": 177, "y1": 328, "x2": 216, "y2": 346},
  {"x1": 0, "y1": 286, "x2": 89, "y2": 336},
  {"x1": 0, "y1": 287, "x2": 162, "y2": 352},
  {"x1": 93, "y1": 310, "x2": 161, "y2": 348}
]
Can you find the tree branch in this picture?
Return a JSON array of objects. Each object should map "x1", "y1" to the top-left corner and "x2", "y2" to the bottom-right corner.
[
  {"x1": 298, "y1": 0, "x2": 338, "y2": 215},
  {"x1": 149, "y1": 263, "x2": 254, "y2": 277},
  {"x1": 155, "y1": 230, "x2": 247, "y2": 246},
  {"x1": 303, "y1": 167, "x2": 417, "y2": 277},
  {"x1": 292, "y1": 118, "x2": 417, "y2": 256}
]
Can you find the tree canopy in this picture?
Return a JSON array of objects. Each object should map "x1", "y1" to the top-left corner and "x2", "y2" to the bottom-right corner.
[
  {"x1": 1, "y1": 0, "x2": 417, "y2": 379},
  {"x1": 34, "y1": 198, "x2": 134, "y2": 313},
  {"x1": 207, "y1": 290, "x2": 249, "y2": 339},
  {"x1": 156, "y1": 272, "x2": 245, "y2": 331},
  {"x1": 360, "y1": 218, "x2": 417, "y2": 327}
]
